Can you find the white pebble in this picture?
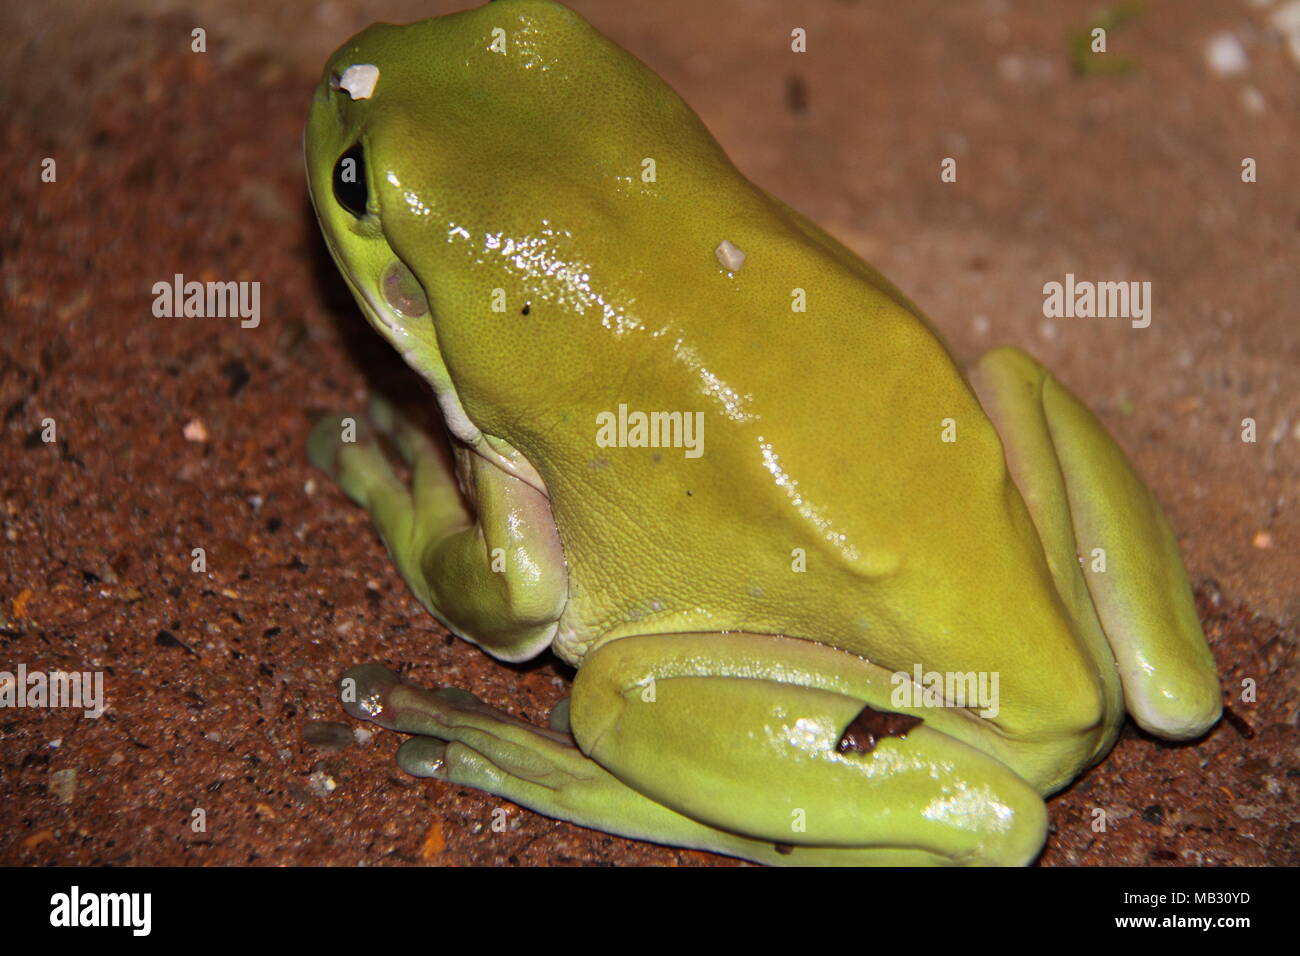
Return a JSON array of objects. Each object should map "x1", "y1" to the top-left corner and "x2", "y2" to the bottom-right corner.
[{"x1": 1205, "y1": 33, "x2": 1248, "y2": 76}]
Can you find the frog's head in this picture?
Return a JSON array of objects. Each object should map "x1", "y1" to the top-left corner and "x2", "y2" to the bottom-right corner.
[{"x1": 305, "y1": 0, "x2": 734, "y2": 438}]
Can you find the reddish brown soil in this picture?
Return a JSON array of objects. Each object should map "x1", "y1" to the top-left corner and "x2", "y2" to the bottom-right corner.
[{"x1": 3, "y1": 0, "x2": 1295, "y2": 867}]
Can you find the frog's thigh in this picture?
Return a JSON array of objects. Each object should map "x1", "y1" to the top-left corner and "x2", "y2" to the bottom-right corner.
[
  {"x1": 571, "y1": 633, "x2": 1048, "y2": 865},
  {"x1": 309, "y1": 397, "x2": 565, "y2": 661},
  {"x1": 970, "y1": 347, "x2": 1220, "y2": 739}
]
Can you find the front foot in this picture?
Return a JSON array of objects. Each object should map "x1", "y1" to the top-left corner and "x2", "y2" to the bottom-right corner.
[{"x1": 309, "y1": 397, "x2": 565, "y2": 662}]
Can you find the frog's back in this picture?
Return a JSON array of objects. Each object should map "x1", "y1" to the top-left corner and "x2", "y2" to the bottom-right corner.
[
  {"x1": 522, "y1": 186, "x2": 1103, "y2": 761},
  {"x1": 531, "y1": 185, "x2": 1041, "y2": 663}
]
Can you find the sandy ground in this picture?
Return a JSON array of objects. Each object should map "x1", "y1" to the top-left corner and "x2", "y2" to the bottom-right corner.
[{"x1": 2, "y1": 0, "x2": 1296, "y2": 867}]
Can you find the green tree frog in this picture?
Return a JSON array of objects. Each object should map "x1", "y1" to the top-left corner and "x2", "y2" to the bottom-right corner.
[{"x1": 304, "y1": 0, "x2": 1220, "y2": 865}]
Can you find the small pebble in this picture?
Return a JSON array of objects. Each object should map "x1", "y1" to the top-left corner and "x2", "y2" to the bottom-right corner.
[
  {"x1": 1205, "y1": 33, "x2": 1248, "y2": 76},
  {"x1": 303, "y1": 720, "x2": 354, "y2": 752},
  {"x1": 306, "y1": 771, "x2": 337, "y2": 797},
  {"x1": 49, "y1": 768, "x2": 77, "y2": 805}
]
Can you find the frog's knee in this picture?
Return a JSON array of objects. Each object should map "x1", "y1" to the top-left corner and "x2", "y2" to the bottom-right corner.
[
  {"x1": 1054, "y1": 671, "x2": 1110, "y2": 752},
  {"x1": 995, "y1": 653, "x2": 1112, "y2": 793}
]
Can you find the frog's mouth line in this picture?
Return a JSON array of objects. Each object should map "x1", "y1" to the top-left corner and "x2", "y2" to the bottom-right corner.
[
  {"x1": 312, "y1": 216, "x2": 405, "y2": 341},
  {"x1": 355, "y1": 273, "x2": 403, "y2": 336}
]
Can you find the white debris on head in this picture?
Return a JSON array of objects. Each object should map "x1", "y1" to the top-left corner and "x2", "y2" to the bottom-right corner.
[
  {"x1": 715, "y1": 239, "x2": 746, "y2": 273},
  {"x1": 336, "y1": 64, "x2": 380, "y2": 100}
]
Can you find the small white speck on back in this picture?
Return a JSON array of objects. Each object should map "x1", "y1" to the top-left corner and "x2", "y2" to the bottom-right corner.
[{"x1": 715, "y1": 239, "x2": 746, "y2": 272}]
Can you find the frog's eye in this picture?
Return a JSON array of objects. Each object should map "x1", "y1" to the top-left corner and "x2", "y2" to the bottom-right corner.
[{"x1": 333, "y1": 143, "x2": 369, "y2": 218}]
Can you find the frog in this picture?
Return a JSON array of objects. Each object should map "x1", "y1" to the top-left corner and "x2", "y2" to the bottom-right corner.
[{"x1": 303, "y1": 0, "x2": 1221, "y2": 865}]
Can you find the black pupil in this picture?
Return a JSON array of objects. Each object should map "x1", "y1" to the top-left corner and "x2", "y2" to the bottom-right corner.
[{"x1": 333, "y1": 143, "x2": 368, "y2": 217}]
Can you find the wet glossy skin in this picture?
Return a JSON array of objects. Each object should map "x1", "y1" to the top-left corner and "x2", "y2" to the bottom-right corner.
[{"x1": 304, "y1": 0, "x2": 1221, "y2": 864}]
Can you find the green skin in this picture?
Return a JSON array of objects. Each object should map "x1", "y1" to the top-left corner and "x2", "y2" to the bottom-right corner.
[{"x1": 304, "y1": 0, "x2": 1221, "y2": 865}]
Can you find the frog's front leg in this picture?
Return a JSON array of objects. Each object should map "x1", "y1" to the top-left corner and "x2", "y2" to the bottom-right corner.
[
  {"x1": 969, "y1": 347, "x2": 1221, "y2": 739},
  {"x1": 342, "y1": 635, "x2": 1048, "y2": 866},
  {"x1": 308, "y1": 397, "x2": 565, "y2": 661}
]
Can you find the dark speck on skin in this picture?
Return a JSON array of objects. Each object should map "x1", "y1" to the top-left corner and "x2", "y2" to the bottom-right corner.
[{"x1": 837, "y1": 705, "x2": 923, "y2": 754}]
